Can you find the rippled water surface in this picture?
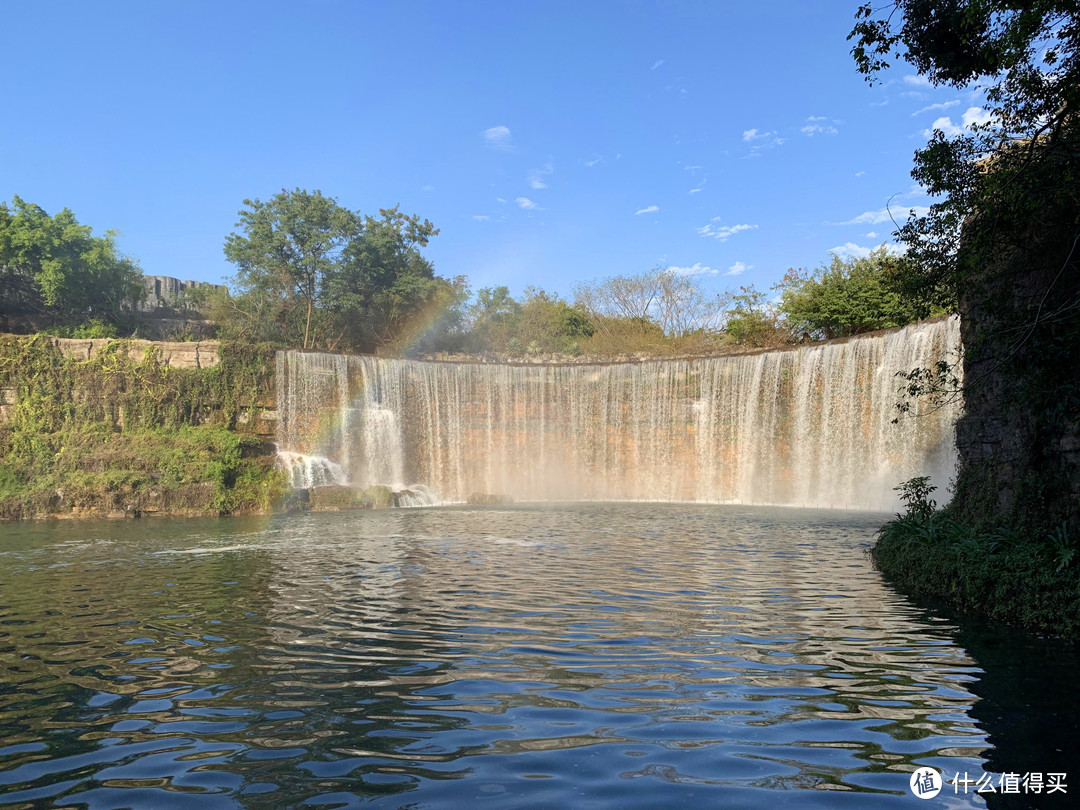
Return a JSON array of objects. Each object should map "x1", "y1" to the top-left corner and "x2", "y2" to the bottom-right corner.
[{"x1": 1, "y1": 505, "x2": 1077, "y2": 808}]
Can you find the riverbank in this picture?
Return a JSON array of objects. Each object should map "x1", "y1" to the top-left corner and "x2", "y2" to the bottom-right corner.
[{"x1": 872, "y1": 508, "x2": 1080, "y2": 641}]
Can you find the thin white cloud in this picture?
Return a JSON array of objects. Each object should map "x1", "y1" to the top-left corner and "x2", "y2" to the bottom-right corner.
[
  {"x1": 865, "y1": 231, "x2": 878, "y2": 238},
  {"x1": 668, "y1": 262, "x2": 717, "y2": 276},
  {"x1": 806, "y1": 115, "x2": 828, "y2": 122},
  {"x1": 912, "y1": 100, "x2": 960, "y2": 116},
  {"x1": 725, "y1": 261, "x2": 751, "y2": 276},
  {"x1": 683, "y1": 164, "x2": 704, "y2": 173},
  {"x1": 585, "y1": 155, "x2": 603, "y2": 167},
  {"x1": 516, "y1": 197, "x2": 542, "y2": 210},
  {"x1": 482, "y1": 125, "x2": 514, "y2": 150},
  {"x1": 472, "y1": 215, "x2": 490, "y2": 221},
  {"x1": 835, "y1": 206, "x2": 931, "y2": 225},
  {"x1": 496, "y1": 197, "x2": 507, "y2": 203},
  {"x1": 698, "y1": 220, "x2": 757, "y2": 241},
  {"x1": 635, "y1": 205, "x2": 659, "y2": 216},
  {"x1": 855, "y1": 171, "x2": 866, "y2": 177},
  {"x1": 802, "y1": 123, "x2": 838, "y2": 136},
  {"x1": 651, "y1": 59, "x2": 665, "y2": 70},
  {"x1": 830, "y1": 241, "x2": 903, "y2": 259},
  {"x1": 903, "y1": 74, "x2": 932, "y2": 87},
  {"x1": 528, "y1": 161, "x2": 554, "y2": 189},
  {"x1": 743, "y1": 128, "x2": 785, "y2": 155}
]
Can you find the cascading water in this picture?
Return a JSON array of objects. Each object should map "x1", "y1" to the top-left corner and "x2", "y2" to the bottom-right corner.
[{"x1": 275, "y1": 317, "x2": 962, "y2": 510}]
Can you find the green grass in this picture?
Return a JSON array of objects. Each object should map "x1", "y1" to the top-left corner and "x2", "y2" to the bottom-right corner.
[{"x1": 873, "y1": 509, "x2": 1080, "y2": 639}]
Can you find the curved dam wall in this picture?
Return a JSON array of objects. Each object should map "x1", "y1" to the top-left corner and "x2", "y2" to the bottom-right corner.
[{"x1": 276, "y1": 317, "x2": 962, "y2": 510}]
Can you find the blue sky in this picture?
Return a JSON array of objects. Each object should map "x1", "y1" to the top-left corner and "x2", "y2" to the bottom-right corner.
[{"x1": 3, "y1": 1, "x2": 986, "y2": 301}]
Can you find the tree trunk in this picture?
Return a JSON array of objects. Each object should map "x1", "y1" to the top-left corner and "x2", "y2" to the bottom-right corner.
[{"x1": 304, "y1": 295, "x2": 313, "y2": 350}]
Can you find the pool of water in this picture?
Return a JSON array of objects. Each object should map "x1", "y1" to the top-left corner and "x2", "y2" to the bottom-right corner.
[{"x1": 0, "y1": 504, "x2": 1076, "y2": 807}]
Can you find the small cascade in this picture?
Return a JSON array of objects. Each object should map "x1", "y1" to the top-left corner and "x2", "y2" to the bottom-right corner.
[
  {"x1": 395, "y1": 484, "x2": 440, "y2": 508},
  {"x1": 275, "y1": 317, "x2": 963, "y2": 511},
  {"x1": 277, "y1": 450, "x2": 348, "y2": 489}
]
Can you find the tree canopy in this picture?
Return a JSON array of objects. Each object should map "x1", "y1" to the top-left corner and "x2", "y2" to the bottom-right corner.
[
  {"x1": 0, "y1": 195, "x2": 141, "y2": 329},
  {"x1": 849, "y1": 1, "x2": 1080, "y2": 314},
  {"x1": 223, "y1": 189, "x2": 358, "y2": 349},
  {"x1": 219, "y1": 189, "x2": 457, "y2": 353},
  {"x1": 778, "y1": 248, "x2": 928, "y2": 340}
]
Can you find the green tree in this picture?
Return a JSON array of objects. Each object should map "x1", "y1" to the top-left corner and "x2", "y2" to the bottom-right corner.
[
  {"x1": 724, "y1": 286, "x2": 785, "y2": 347},
  {"x1": 514, "y1": 287, "x2": 594, "y2": 352},
  {"x1": 0, "y1": 195, "x2": 141, "y2": 328},
  {"x1": 326, "y1": 206, "x2": 442, "y2": 352},
  {"x1": 778, "y1": 248, "x2": 927, "y2": 340},
  {"x1": 466, "y1": 286, "x2": 522, "y2": 351},
  {"x1": 223, "y1": 189, "x2": 358, "y2": 349},
  {"x1": 850, "y1": 1, "x2": 1080, "y2": 314}
]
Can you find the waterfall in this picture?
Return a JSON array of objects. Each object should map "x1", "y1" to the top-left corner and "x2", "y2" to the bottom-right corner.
[{"x1": 275, "y1": 317, "x2": 962, "y2": 510}]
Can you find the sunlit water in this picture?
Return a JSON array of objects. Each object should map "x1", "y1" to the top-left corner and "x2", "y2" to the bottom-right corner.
[{"x1": 1, "y1": 505, "x2": 1077, "y2": 808}]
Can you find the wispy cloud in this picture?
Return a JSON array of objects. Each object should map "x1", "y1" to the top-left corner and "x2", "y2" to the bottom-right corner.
[
  {"x1": 668, "y1": 262, "x2": 716, "y2": 276},
  {"x1": 725, "y1": 261, "x2": 751, "y2": 276},
  {"x1": 496, "y1": 197, "x2": 507, "y2": 203},
  {"x1": 801, "y1": 116, "x2": 839, "y2": 136},
  {"x1": 855, "y1": 171, "x2": 866, "y2": 177},
  {"x1": 472, "y1": 215, "x2": 490, "y2": 221},
  {"x1": 829, "y1": 241, "x2": 903, "y2": 259},
  {"x1": 698, "y1": 219, "x2": 757, "y2": 241},
  {"x1": 912, "y1": 100, "x2": 960, "y2": 116},
  {"x1": 742, "y1": 128, "x2": 785, "y2": 155},
  {"x1": 651, "y1": 59, "x2": 665, "y2": 70},
  {"x1": 903, "y1": 74, "x2": 931, "y2": 87},
  {"x1": 528, "y1": 161, "x2": 554, "y2": 189},
  {"x1": 482, "y1": 125, "x2": 514, "y2": 150},
  {"x1": 865, "y1": 231, "x2": 877, "y2": 238},
  {"x1": 584, "y1": 155, "x2": 603, "y2": 167},
  {"x1": 635, "y1": 205, "x2": 659, "y2": 216},
  {"x1": 833, "y1": 206, "x2": 930, "y2": 226},
  {"x1": 516, "y1": 197, "x2": 542, "y2": 210}
]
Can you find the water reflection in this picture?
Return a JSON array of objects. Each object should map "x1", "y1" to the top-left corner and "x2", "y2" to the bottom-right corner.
[{"x1": 0, "y1": 505, "x2": 1071, "y2": 807}]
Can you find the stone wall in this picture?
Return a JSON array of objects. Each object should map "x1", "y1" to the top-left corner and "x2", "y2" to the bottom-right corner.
[{"x1": 50, "y1": 337, "x2": 221, "y2": 368}]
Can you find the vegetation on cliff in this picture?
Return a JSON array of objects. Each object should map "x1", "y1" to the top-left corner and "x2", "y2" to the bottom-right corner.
[
  {"x1": 0, "y1": 335, "x2": 286, "y2": 520},
  {"x1": 874, "y1": 478, "x2": 1080, "y2": 639},
  {"x1": 853, "y1": 1, "x2": 1080, "y2": 635}
]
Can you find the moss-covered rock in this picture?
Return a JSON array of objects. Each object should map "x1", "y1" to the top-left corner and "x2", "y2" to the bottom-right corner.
[{"x1": 0, "y1": 334, "x2": 285, "y2": 520}]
